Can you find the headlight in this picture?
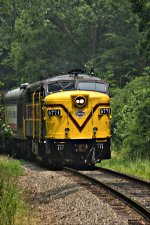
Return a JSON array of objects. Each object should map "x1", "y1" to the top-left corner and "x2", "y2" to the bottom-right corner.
[
  {"x1": 93, "y1": 127, "x2": 98, "y2": 132},
  {"x1": 93, "y1": 127, "x2": 98, "y2": 133},
  {"x1": 65, "y1": 128, "x2": 70, "y2": 133},
  {"x1": 75, "y1": 96, "x2": 86, "y2": 107}
]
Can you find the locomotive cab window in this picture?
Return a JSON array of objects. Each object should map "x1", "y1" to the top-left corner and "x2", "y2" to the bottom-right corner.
[
  {"x1": 47, "y1": 81, "x2": 75, "y2": 93},
  {"x1": 77, "y1": 81, "x2": 107, "y2": 93}
]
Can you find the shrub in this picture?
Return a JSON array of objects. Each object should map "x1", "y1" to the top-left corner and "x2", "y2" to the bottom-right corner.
[{"x1": 111, "y1": 74, "x2": 150, "y2": 159}]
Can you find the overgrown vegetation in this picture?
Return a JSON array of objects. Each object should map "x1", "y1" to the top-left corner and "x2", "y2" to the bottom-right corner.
[
  {"x1": 111, "y1": 73, "x2": 150, "y2": 160},
  {"x1": 0, "y1": 157, "x2": 31, "y2": 225},
  {"x1": 98, "y1": 154, "x2": 150, "y2": 180}
]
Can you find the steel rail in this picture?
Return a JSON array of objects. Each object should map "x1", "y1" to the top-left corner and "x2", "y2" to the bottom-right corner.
[
  {"x1": 64, "y1": 167, "x2": 150, "y2": 222},
  {"x1": 95, "y1": 166, "x2": 150, "y2": 186}
]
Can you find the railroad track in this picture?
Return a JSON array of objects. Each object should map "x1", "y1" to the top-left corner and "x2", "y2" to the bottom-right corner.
[
  {"x1": 85, "y1": 166, "x2": 150, "y2": 210},
  {"x1": 64, "y1": 167, "x2": 150, "y2": 224}
]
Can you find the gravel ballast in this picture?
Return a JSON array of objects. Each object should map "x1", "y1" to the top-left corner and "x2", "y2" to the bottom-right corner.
[{"x1": 18, "y1": 162, "x2": 130, "y2": 225}]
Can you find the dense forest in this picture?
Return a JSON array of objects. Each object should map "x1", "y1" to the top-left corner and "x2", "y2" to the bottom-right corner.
[{"x1": 0, "y1": 0, "x2": 150, "y2": 159}]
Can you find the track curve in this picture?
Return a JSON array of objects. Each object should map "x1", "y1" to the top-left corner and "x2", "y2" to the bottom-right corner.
[{"x1": 64, "y1": 167, "x2": 150, "y2": 224}]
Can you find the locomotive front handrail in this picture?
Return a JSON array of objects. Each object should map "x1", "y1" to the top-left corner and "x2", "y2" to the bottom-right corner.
[
  {"x1": 39, "y1": 92, "x2": 42, "y2": 142},
  {"x1": 32, "y1": 92, "x2": 35, "y2": 138},
  {"x1": 23, "y1": 117, "x2": 26, "y2": 138}
]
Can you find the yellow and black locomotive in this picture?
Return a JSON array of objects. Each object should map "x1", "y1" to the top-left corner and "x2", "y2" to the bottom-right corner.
[{"x1": 2, "y1": 70, "x2": 111, "y2": 167}]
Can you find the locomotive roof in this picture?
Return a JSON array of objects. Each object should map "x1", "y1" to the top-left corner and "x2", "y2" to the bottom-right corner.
[
  {"x1": 44, "y1": 74, "x2": 103, "y2": 83},
  {"x1": 4, "y1": 73, "x2": 109, "y2": 100},
  {"x1": 26, "y1": 73, "x2": 107, "y2": 92}
]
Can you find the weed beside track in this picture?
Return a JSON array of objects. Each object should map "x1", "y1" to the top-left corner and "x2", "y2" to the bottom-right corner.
[
  {"x1": 98, "y1": 155, "x2": 150, "y2": 180},
  {"x1": 0, "y1": 156, "x2": 31, "y2": 225}
]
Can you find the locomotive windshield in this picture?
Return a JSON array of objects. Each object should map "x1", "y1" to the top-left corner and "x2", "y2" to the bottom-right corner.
[
  {"x1": 47, "y1": 80, "x2": 107, "y2": 94},
  {"x1": 77, "y1": 81, "x2": 107, "y2": 93},
  {"x1": 47, "y1": 81, "x2": 75, "y2": 93}
]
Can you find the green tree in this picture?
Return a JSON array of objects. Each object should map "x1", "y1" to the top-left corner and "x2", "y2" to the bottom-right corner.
[
  {"x1": 85, "y1": 0, "x2": 144, "y2": 87},
  {"x1": 112, "y1": 73, "x2": 150, "y2": 159},
  {"x1": 130, "y1": 0, "x2": 150, "y2": 61},
  {"x1": 0, "y1": 0, "x2": 147, "y2": 89},
  {"x1": 0, "y1": 0, "x2": 22, "y2": 87}
]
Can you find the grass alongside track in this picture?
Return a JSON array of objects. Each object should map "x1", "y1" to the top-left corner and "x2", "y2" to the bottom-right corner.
[
  {"x1": 0, "y1": 156, "x2": 31, "y2": 225},
  {"x1": 97, "y1": 153, "x2": 150, "y2": 180}
]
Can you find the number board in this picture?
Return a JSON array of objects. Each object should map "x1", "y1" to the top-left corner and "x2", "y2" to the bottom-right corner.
[
  {"x1": 47, "y1": 109, "x2": 61, "y2": 116},
  {"x1": 100, "y1": 108, "x2": 111, "y2": 115}
]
